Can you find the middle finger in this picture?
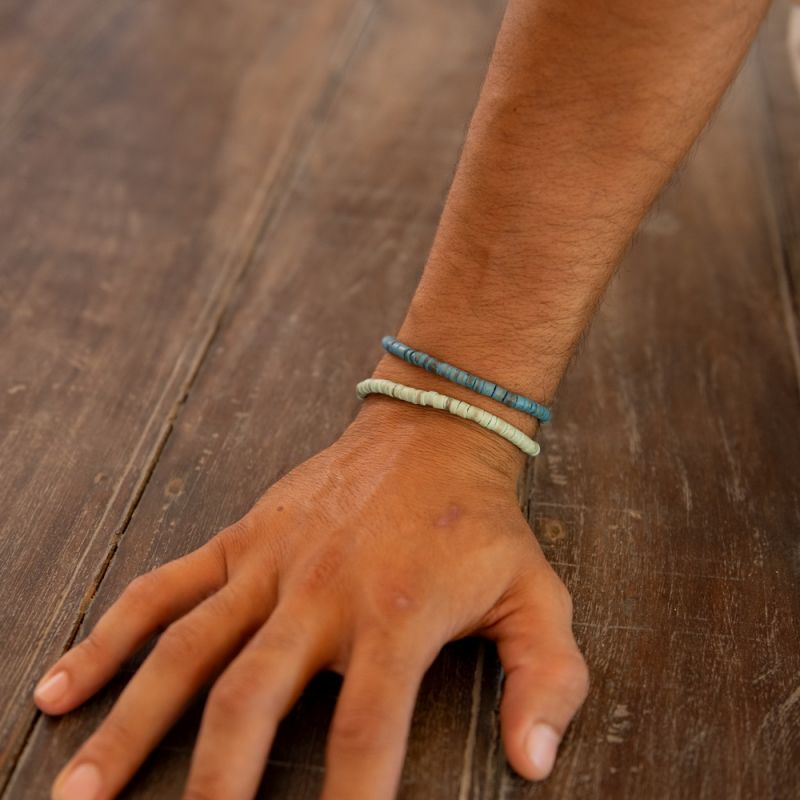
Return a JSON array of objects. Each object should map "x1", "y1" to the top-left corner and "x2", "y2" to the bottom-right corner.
[{"x1": 183, "y1": 598, "x2": 336, "y2": 799}]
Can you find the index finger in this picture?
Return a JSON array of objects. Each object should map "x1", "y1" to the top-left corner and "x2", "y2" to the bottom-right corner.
[{"x1": 34, "y1": 538, "x2": 228, "y2": 715}]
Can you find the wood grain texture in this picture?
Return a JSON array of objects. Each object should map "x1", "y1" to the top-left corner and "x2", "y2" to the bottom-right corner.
[
  {"x1": 0, "y1": 0, "x2": 371, "y2": 788},
  {"x1": 0, "y1": 0, "x2": 125, "y2": 125},
  {"x1": 487, "y1": 21, "x2": 800, "y2": 800},
  {"x1": 2, "y1": 0, "x2": 799, "y2": 798}
]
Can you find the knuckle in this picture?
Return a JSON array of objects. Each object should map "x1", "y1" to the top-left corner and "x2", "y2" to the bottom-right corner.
[
  {"x1": 356, "y1": 635, "x2": 428, "y2": 680},
  {"x1": 551, "y1": 651, "x2": 590, "y2": 701},
  {"x1": 204, "y1": 583, "x2": 243, "y2": 619},
  {"x1": 215, "y1": 516, "x2": 256, "y2": 567},
  {"x1": 220, "y1": 516, "x2": 253, "y2": 547},
  {"x1": 359, "y1": 573, "x2": 432, "y2": 635},
  {"x1": 208, "y1": 675, "x2": 256, "y2": 717},
  {"x1": 205, "y1": 533, "x2": 233, "y2": 578},
  {"x1": 156, "y1": 618, "x2": 205, "y2": 662},
  {"x1": 553, "y1": 580, "x2": 574, "y2": 618},
  {"x1": 533, "y1": 567, "x2": 573, "y2": 618},
  {"x1": 121, "y1": 570, "x2": 161, "y2": 610},
  {"x1": 85, "y1": 714, "x2": 138, "y2": 760},
  {"x1": 354, "y1": 628, "x2": 437, "y2": 680},
  {"x1": 254, "y1": 617, "x2": 306, "y2": 653},
  {"x1": 294, "y1": 547, "x2": 345, "y2": 596},
  {"x1": 373, "y1": 584, "x2": 424, "y2": 624},
  {"x1": 330, "y1": 707, "x2": 389, "y2": 754},
  {"x1": 79, "y1": 626, "x2": 110, "y2": 661}
]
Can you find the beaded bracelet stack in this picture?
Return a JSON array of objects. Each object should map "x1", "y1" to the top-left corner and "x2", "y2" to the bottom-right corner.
[{"x1": 355, "y1": 335, "x2": 551, "y2": 457}]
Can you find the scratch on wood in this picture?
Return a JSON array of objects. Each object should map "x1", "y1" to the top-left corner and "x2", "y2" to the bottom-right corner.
[{"x1": 744, "y1": 676, "x2": 800, "y2": 772}]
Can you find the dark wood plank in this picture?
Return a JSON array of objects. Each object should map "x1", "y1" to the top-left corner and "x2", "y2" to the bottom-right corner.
[
  {"x1": 0, "y1": 0, "x2": 372, "y2": 788},
  {"x1": 486, "y1": 17, "x2": 800, "y2": 800},
  {"x1": 4, "y1": 1, "x2": 508, "y2": 796},
  {"x1": 0, "y1": 0, "x2": 124, "y2": 125}
]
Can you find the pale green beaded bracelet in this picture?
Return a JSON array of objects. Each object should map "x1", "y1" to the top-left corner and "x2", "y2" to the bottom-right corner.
[{"x1": 356, "y1": 378, "x2": 541, "y2": 457}]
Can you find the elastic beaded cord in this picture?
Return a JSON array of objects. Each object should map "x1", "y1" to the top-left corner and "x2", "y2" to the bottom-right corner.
[
  {"x1": 356, "y1": 378, "x2": 540, "y2": 457},
  {"x1": 381, "y1": 335, "x2": 551, "y2": 423}
]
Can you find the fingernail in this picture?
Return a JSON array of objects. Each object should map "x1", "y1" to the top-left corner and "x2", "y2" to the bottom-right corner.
[
  {"x1": 34, "y1": 671, "x2": 68, "y2": 705},
  {"x1": 54, "y1": 763, "x2": 102, "y2": 800},
  {"x1": 525, "y1": 723, "x2": 560, "y2": 779}
]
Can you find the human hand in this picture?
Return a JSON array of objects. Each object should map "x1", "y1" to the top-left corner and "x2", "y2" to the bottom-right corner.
[{"x1": 34, "y1": 397, "x2": 589, "y2": 800}]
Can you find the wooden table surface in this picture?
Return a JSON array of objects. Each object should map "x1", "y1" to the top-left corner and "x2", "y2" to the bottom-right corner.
[{"x1": 1, "y1": 1, "x2": 799, "y2": 798}]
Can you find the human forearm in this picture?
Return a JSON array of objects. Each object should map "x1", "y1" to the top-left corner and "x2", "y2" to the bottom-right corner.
[{"x1": 371, "y1": 0, "x2": 769, "y2": 474}]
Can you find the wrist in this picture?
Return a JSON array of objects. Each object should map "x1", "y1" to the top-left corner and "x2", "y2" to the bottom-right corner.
[
  {"x1": 395, "y1": 266, "x2": 575, "y2": 409},
  {"x1": 349, "y1": 352, "x2": 538, "y2": 486}
]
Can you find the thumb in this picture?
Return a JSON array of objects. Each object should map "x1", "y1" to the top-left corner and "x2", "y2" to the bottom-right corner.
[{"x1": 488, "y1": 574, "x2": 589, "y2": 782}]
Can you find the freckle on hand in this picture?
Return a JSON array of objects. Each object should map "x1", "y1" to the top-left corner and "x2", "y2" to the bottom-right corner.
[{"x1": 434, "y1": 503, "x2": 464, "y2": 528}]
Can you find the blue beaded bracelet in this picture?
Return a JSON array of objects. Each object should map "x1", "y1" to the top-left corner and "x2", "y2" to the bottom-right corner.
[{"x1": 381, "y1": 335, "x2": 552, "y2": 423}]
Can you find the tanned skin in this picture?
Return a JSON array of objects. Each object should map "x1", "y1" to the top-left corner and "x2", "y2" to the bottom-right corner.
[{"x1": 35, "y1": 2, "x2": 770, "y2": 799}]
